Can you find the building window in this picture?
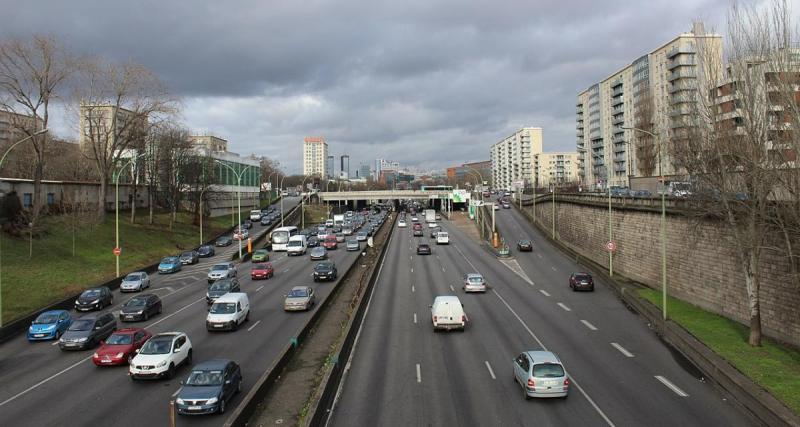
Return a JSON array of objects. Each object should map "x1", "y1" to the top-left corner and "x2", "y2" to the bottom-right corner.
[
  {"x1": 47, "y1": 193, "x2": 55, "y2": 205},
  {"x1": 23, "y1": 193, "x2": 32, "y2": 208}
]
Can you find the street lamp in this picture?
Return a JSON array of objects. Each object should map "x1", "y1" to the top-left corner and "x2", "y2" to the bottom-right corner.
[
  {"x1": 300, "y1": 175, "x2": 313, "y2": 230},
  {"x1": 0, "y1": 128, "x2": 48, "y2": 327},
  {"x1": 215, "y1": 160, "x2": 256, "y2": 260},
  {"x1": 279, "y1": 174, "x2": 287, "y2": 227},
  {"x1": 623, "y1": 125, "x2": 667, "y2": 320},
  {"x1": 112, "y1": 152, "x2": 147, "y2": 277}
]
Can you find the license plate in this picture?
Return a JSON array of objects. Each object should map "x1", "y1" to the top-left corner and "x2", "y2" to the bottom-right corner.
[
  {"x1": 546, "y1": 380, "x2": 558, "y2": 386},
  {"x1": 188, "y1": 406, "x2": 201, "y2": 410},
  {"x1": 126, "y1": 315, "x2": 134, "y2": 319},
  {"x1": 102, "y1": 359, "x2": 112, "y2": 363},
  {"x1": 34, "y1": 334, "x2": 45, "y2": 337},
  {"x1": 214, "y1": 324, "x2": 223, "y2": 328},
  {"x1": 65, "y1": 343, "x2": 76, "y2": 347}
]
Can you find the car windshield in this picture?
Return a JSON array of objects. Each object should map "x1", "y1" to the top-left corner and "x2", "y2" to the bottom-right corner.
[
  {"x1": 139, "y1": 338, "x2": 173, "y2": 355},
  {"x1": 217, "y1": 237, "x2": 230, "y2": 242},
  {"x1": 212, "y1": 265, "x2": 228, "y2": 271},
  {"x1": 106, "y1": 333, "x2": 133, "y2": 345},
  {"x1": 125, "y1": 298, "x2": 148, "y2": 307},
  {"x1": 161, "y1": 257, "x2": 177, "y2": 264},
  {"x1": 255, "y1": 249, "x2": 267, "y2": 254},
  {"x1": 272, "y1": 231, "x2": 289, "y2": 244},
  {"x1": 533, "y1": 363, "x2": 565, "y2": 378},
  {"x1": 185, "y1": 370, "x2": 224, "y2": 386},
  {"x1": 124, "y1": 273, "x2": 142, "y2": 281},
  {"x1": 181, "y1": 252, "x2": 193, "y2": 257},
  {"x1": 575, "y1": 274, "x2": 591, "y2": 282},
  {"x1": 520, "y1": 240, "x2": 531, "y2": 245},
  {"x1": 33, "y1": 313, "x2": 60, "y2": 324},
  {"x1": 199, "y1": 246, "x2": 210, "y2": 253},
  {"x1": 253, "y1": 263, "x2": 270, "y2": 270},
  {"x1": 81, "y1": 289, "x2": 102, "y2": 297},
  {"x1": 316, "y1": 263, "x2": 332, "y2": 270},
  {"x1": 210, "y1": 282, "x2": 232, "y2": 291},
  {"x1": 288, "y1": 289, "x2": 309, "y2": 298},
  {"x1": 69, "y1": 319, "x2": 94, "y2": 331},
  {"x1": 288, "y1": 240, "x2": 301, "y2": 247},
  {"x1": 210, "y1": 302, "x2": 236, "y2": 314},
  {"x1": 468, "y1": 276, "x2": 483, "y2": 284}
]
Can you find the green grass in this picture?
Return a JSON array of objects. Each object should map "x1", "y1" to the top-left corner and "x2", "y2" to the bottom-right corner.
[
  {"x1": 1, "y1": 211, "x2": 231, "y2": 323},
  {"x1": 638, "y1": 288, "x2": 800, "y2": 415},
  {"x1": 302, "y1": 204, "x2": 329, "y2": 225}
]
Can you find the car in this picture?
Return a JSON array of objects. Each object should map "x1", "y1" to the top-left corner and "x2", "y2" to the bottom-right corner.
[
  {"x1": 342, "y1": 227, "x2": 353, "y2": 236},
  {"x1": 427, "y1": 222, "x2": 438, "y2": 228},
  {"x1": 249, "y1": 209, "x2": 262, "y2": 222},
  {"x1": 430, "y1": 295, "x2": 467, "y2": 331},
  {"x1": 346, "y1": 239, "x2": 360, "y2": 251},
  {"x1": 176, "y1": 359, "x2": 243, "y2": 415},
  {"x1": 417, "y1": 243, "x2": 432, "y2": 255},
  {"x1": 463, "y1": 273, "x2": 487, "y2": 293},
  {"x1": 356, "y1": 231, "x2": 368, "y2": 242},
  {"x1": 633, "y1": 190, "x2": 652, "y2": 198},
  {"x1": 206, "y1": 293, "x2": 250, "y2": 331},
  {"x1": 502, "y1": 202, "x2": 511, "y2": 209},
  {"x1": 207, "y1": 262, "x2": 237, "y2": 283},
  {"x1": 74, "y1": 286, "x2": 113, "y2": 311},
  {"x1": 411, "y1": 216, "x2": 418, "y2": 222},
  {"x1": 413, "y1": 229, "x2": 423, "y2": 237},
  {"x1": 180, "y1": 250, "x2": 199, "y2": 265},
  {"x1": 493, "y1": 204, "x2": 500, "y2": 211},
  {"x1": 129, "y1": 332, "x2": 193, "y2": 380},
  {"x1": 313, "y1": 262, "x2": 337, "y2": 282},
  {"x1": 251, "y1": 249, "x2": 270, "y2": 262},
  {"x1": 238, "y1": 221, "x2": 252, "y2": 230},
  {"x1": 158, "y1": 256, "x2": 182, "y2": 274},
  {"x1": 435, "y1": 214, "x2": 442, "y2": 220},
  {"x1": 206, "y1": 278, "x2": 241, "y2": 304},
  {"x1": 335, "y1": 233, "x2": 346, "y2": 243},
  {"x1": 429, "y1": 228, "x2": 440, "y2": 238},
  {"x1": 284, "y1": 286, "x2": 315, "y2": 311},
  {"x1": 215, "y1": 236, "x2": 233, "y2": 247},
  {"x1": 92, "y1": 328, "x2": 152, "y2": 366},
  {"x1": 307, "y1": 235, "x2": 320, "y2": 247},
  {"x1": 58, "y1": 312, "x2": 116, "y2": 351},
  {"x1": 28, "y1": 310, "x2": 72, "y2": 341},
  {"x1": 309, "y1": 246, "x2": 328, "y2": 260},
  {"x1": 322, "y1": 235, "x2": 338, "y2": 249},
  {"x1": 233, "y1": 228, "x2": 249, "y2": 241},
  {"x1": 513, "y1": 351, "x2": 569, "y2": 399},
  {"x1": 436, "y1": 231, "x2": 449, "y2": 245},
  {"x1": 517, "y1": 240, "x2": 533, "y2": 252},
  {"x1": 198, "y1": 245, "x2": 215, "y2": 258},
  {"x1": 398, "y1": 220, "x2": 407, "y2": 228},
  {"x1": 260, "y1": 216, "x2": 273, "y2": 226},
  {"x1": 250, "y1": 262, "x2": 274, "y2": 280},
  {"x1": 120, "y1": 294, "x2": 163, "y2": 322},
  {"x1": 569, "y1": 272, "x2": 595, "y2": 292},
  {"x1": 120, "y1": 271, "x2": 150, "y2": 292}
]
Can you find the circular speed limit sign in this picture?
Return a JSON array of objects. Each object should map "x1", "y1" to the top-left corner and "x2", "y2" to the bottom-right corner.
[{"x1": 606, "y1": 241, "x2": 617, "y2": 252}]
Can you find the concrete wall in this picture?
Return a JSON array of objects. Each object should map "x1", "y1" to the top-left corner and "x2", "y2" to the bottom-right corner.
[
  {"x1": 523, "y1": 196, "x2": 800, "y2": 346},
  {"x1": 0, "y1": 178, "x2": 148, "y2": 212}
]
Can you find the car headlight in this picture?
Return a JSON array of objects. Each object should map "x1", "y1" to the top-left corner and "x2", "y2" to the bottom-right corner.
[
  {"x1": 206, "y1": 293, "x2": 210, "y2": 298},
  {"x1": 206, "y1": 397, "x2": 218, "y2": 405},
  {"x1": 93, "y1": 352, "x2": 99, "y2": 358},
  {"x1": 134, "y1": 311, "x2": 143, "y2": 315},
  {"x1": 91, "y1": 299, "x2": 100, "y2": 304},
  {"x1": 157, "y1": 360, "x2": 168, "y2": 368},
  {"x1": 29, "y1": 326, "x2": 34, "y2": 331},
  {"x1": 77, "y1": 337, "x2": 88, "y2": 342},
  {"x1": 116, "y1": 352, "x2": 124, "y2": 358},
  {"x1": 175, "y1": 398, "x2": 185, "y2": 405}
]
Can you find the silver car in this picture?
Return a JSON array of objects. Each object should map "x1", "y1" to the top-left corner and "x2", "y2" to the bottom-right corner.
[
  {"x1": 513, "y1": 351, "x2": 569, "y2": 399},
  {"x1": 207, "y1": 262, "x2": 237, "y2": 283},
  {"x1": 346, "y1": 239, "x2": 360, "y2": 251},
  {"x1": 463, "y1": 273, "x2": 486, "y2": 293},
  {"x1": 120, "y1": 272, "x2": 150, "y2": 292},
  {"x1": 309, "y1": 246, "x2": 328, "y2": 260},
  {"x1": 284, "y1": 286, "x2": 315, "y2": 311}
]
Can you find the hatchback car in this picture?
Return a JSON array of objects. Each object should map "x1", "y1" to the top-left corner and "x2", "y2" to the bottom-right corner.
[
  {"x1": 208, "y1": 262, "x2": 237, "y2": 283},
  {"x1": 92, "y1": 327, "x2": 152, "y2": 366},
  {"x1": 398, "y1": 220, "x2": 407, "y2": 228},
  {"x1": 120, "y1": 294, "x2": 163, "y2": 322},
  {"x1": 335, "y1": 233, "x2": 345, "y2": 243},
  {"x1": 28, "y1": 310, "x2": 72, "y2": 341},
  {"x1": 517, "y1": 240, "x2": 533, "y2": 252},
  {"x1": 251, "y1": 249, "x2": 270, "y2": 263},
  {"x1": 74, "y1": 286, "x2": 113, "y2": 311},
  {"x1": 238, "y1": 221, "x2": 252, "y2": 230},
  {"x1": 313, "y1": 262, "x2": 337, "y2": 282},
  {"x1": 356, "y1": 231, "x2": 368, "y2": 242},
  {"x1": 158, "y1": 256, "x2": 182, "y2": 274},
  {"x1": 309, "y1": 246, "x2": 328, "y2": 260},
  {"x1": 120, "y1": 271, "x2": 150, "y2": 292},
  {"x1": 250, "y1": 263, "x2": 274, "y2": 280},
  {"x1": 176, "y1": 359, "x2": 243, "y2": 415},
  {"x1": 233, "y1": 228, "x2": 249, "y2": 241},
  {"x1": 260, "y1": 216, "x2": 273, "y2": 226},
  {"x1": 215, "y1": 236, "x2": 233, "y2": 247},
  {"x1": 180, "y1": 250, "x2": 199, "y2": 265},
  {"x1": 284, "y1": 286, "x2": 315, "y2": 311},
  {"x1": 513, "y1": 351, "x2": 569, "y2": 399},
  {"x1": 322, "y1": 235, "x2": 338, "y2": 249},
  {"x1": 463, "y1": 273, "x2": 487, "y2": 293},
  {"x1": 417, "y1": 243, "x2": 432, "y2": 255},
  {"x1": 429, "y1": 228, "x2": 440, "y2": 238},
  {"x1": 346, "y1": 239, "x2": 360, "y2": 251},
  {"x1": 129, "y1": 332, "x2": 193, "y2": 380},
  {"x1": 59, "y1": 312, "x2": 116, "y2": 351},
  {"x1": 569, "y1": 272, "x2": 595, "y2": 292},
  {"x1": 198, "y1": 245, "x2": 215, "y2": 258},
  {"x1": 206, "y1": 278, "x2": 240, "y2": 304}
]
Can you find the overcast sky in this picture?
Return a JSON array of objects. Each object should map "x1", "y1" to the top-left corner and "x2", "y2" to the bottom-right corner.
[{"x1": 2, "y1": 0, "x2": 753, "y2": 174}]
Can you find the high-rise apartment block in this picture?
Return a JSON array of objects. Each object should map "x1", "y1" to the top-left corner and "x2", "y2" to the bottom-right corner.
[
  {"x1": 79, "y1": 104, "x2": 147, "y2": 150},
  {"x1": 374, "y1": 159, "x2": 400, "y2": 181},
  {"x1": 490, "y1": 127, "x2": 543, "y2": 191},
  {"x1": 0, "y1": 110, "x2": 43, "y2": 145},
  {"x1": 302, "y1": 136, "x2": 328, "y2": 177},
  {"x1": 340, "y1": 154, "x2": 350, "y2": 179},
  {"x1": 534, "y1": 152, "x2": 580, "y2": 188},
  {"x1": 189, "y1": 134, "x2": 228, "y2": 152}
]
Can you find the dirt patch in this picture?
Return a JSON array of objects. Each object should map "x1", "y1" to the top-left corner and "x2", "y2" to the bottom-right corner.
[{"x1": 449, "y1": 210, "x2": 481, "y2": 242}]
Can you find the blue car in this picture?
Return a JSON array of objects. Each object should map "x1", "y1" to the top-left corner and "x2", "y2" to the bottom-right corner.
[
  {"x1": 28, "y1": 310, "x2": 72, "y2": 341},
  {"x1": 176, "y1": 359, "x2": 242, "y2": 415},
  {"x1": 158, "y1": 256, "x2": 182, "y2": 274}
]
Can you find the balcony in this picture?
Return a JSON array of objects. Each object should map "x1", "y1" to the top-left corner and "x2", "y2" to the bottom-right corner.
[
  {"x1": 668, "y1": 83, "x2": 695, "y2": 94},
  {"x1": 613, "y1": 164, "x2": 627, "y2": 172},
  {"x1": 668, "y1": 58, "x2": 696, "y2": 70},
  {"x1": 667, "y1": 44, "x2": 696, "y2": 59},
  {"x1": 612, "y1": 86, "x2": 624, "y2": 97},
  {"x1": 612, "y1": 96, "x2": 624, "y2": 107},
  {"x1": 671, "y1": 93, "x2": 695, "y2": 105},
  {"x1": 668, "y1": 69, "x2": 697, "y2": 82},
  {"x1": 612, "y1": 115, "x2": 625, "y2": 126},
  {"x1": 612, "y1": 134, "x2": 626, "y2": 145}
]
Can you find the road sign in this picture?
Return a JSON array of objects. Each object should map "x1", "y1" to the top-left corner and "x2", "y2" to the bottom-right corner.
[
  {"x1": 605, "y1": 241, "x2": 617, "y2": 252},
  {"x1": 113, "y1": 247, "x2": 121, "y2": 257}
]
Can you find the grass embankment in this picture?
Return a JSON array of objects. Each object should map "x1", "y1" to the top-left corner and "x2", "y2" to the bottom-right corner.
[
  {"x1": 638, "y1": 288, "x2": 800, "y2": 415},
  {"x1": 302, "y1": 204, "x2": 329, "y2": 226},
  {"x1": 2, "y1": 211, "x2": 230, "y2": 323}
]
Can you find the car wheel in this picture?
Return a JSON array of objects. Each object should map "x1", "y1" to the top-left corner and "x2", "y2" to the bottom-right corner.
[
  {"x1": 109, "y1": 297, "x2": 114, "y2": 306},
  {"x1": 158, "y1": 305, "x2": 163, "y2": 314},
  {"x1": 166, "y1": 363, "x2": 175, "y2": 379},
  {"x1": 127, "y1": 354, "x2": 133, "y2": 364},
  {"x1": 219, "y1": 398, "x2": 226, "y2": 414},
  {"x1": 523, "y1": 384, "x2": 531, "y2": 400},
  {"x1": 237, "y1": 379, "x2": 242, "y2": 394},
  {"x1": 186, "y1": 349, "x2": 193, "y2": 365},
  {"x1": 143, "y1": 312, "x2": 149, "y2": 321},
  {"x1": 55, "y1": 330, "x2": 62, "y2": 339},
  {"x1": 245, "y1": 311, "x2": 250, "y2": 321}
]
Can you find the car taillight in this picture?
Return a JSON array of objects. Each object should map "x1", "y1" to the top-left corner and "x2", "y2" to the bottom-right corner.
[
  {"x1": 563, "y1": 378, "x2": 570, "y2": 387},
  {"x1": 527, "y1": 378, "x2": 535, "y2": 388},
  {"x1": 461, "y1": 315, "x2": 466, "y2": 323},
  {"x1": 433, "y1": 316, "x2": 437, "y2": 322}
]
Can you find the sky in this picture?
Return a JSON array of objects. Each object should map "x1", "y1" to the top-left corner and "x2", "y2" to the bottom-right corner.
[{"x1": 1, "y1": 0, "x2": 757, "y2": 175}]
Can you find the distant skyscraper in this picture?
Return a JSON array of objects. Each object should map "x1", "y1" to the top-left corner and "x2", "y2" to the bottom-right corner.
[
  {"x1": 326, "y1": 155, "x2": 334, "y2": 179},
  {"x1": 303, "y1": 136, "x2": 327, "y2": 177},
  {"x1": 340, "y1": 155, "x2": 350, "y2": 179},
  {"x1": 359, "y1": 164, "x2": 371, "y2": 180}
]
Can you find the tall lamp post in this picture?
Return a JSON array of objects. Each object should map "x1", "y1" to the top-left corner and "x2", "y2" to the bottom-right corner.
[
  {"x1": 112, "y1": 152, "x2": 147, "y2": 277},
  {"x1": 266, "y1": 171, "x2": 279, "y2": 207},
  {"x1": 279, "y1": 174, "x2": 287, "y2": 227},
  {"x1": 300, "y1": 175, "x2": 313, "y2": 230},
  {"x1": 0, "y1": 128, "x2": 48, "y2": 327},
  {"x1": 623, "y1": 125, "x2": 667, "y2": 320},
  {"x1": 215, "y1": 160, "x2": 256, "y2": 260}
]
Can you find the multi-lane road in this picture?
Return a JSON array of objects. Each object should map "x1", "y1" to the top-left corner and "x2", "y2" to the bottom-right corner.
[
  {"x1": 329, "y1": 202, "x2": 750, "y2": 426},
  {"x1": 0, "y1": 197, "x2": 383, "y2": 426}
]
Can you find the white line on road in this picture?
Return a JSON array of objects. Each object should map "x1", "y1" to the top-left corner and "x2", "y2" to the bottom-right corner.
[
  {"x1": 655, "y1": 376, "x2": 689, "y2": 397},
  {"x1": 172, "y1": 387, "x2": 182, "y2": 397},
  {"x1": 146, "y1": 297, "x2": 206, "y2": 330},
  {"x1": 484, "y1": 361, "x2": 496, "y2": 380},
  {"x1": 411, "y1": 268, "x2": 413, "y2": 273},
  {"x1": 282, "y1": 268, "x2": 291, "y2": 273},
  {"x1": 0, "y1": 355, "x2": 92, "y2": 407},
  {"x1": 611, "y1": 342, "x2": 635, "y2": 358},
  {"x1": 442, "y1": 266, "x2": 446, "y2": 272},
  {"x1": 416, "y1": 364, "x2": 422, "y2": 383},
  {"x1": 537, "y1": 254, "x2": 542, "y2": 258},
  {"x1": 411, "y1": 285, "x2": 415, "y2": 293},
  {"x1": 413, "y1": 313, "x2": 417, "y2": 324},
  {"x1": 551, "y1": 266, "x2": 557, "y2": 271},
  {"x1": 539, "y1": 290, "x2": 551, "y2": 297},
  {"x1": 449, "y1": 285, "x2": 455, "y2": 292},
  {"x1": 580, "y1": 320, "x2": 598, "y2": 331},
  {"x1": 256, "y1": 285, "x2": 265, "y2": 292},
  {"x1": 247, "y1": 320, "x2": 262, "y2": 331},
  {"x1": 557, "y1": 302, "x2": 572, "y2": 312}
]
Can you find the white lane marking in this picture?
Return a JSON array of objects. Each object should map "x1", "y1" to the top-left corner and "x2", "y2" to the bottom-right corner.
[
  {"x1": 611, "y1": 342, "x2": 635, "y2": 358},
  {"x1": 282, "y1": 268, "x2": 290, "y2": 273},
  {"x1": 499, "y1": 259, "x2": 534, "y2": 285},
  {"x1": 442, "y1": 266, "x2": 446, "y2": 273},
  {"x1": 411, "y1": 268, "x2": 413, "y2": 273},
  {"x1": 413, "y1": 313, "x2": 417, "y2": 324},
  {"x1": 557, "y1": 302, "x2": 572, "y2": 312},
  {"x1": 539, "y1": 290, "x2": 551, "y2": 297},
  {"x1": 410, "y1": 256, "x2": 412, "y2": 261},
  {"x1": 145, "y1": 297, "x2": 205, "y2": 329},
  {"x1": 247, "y1": 320, "x2": 262, "y2": 332},
  {"x1": 172, "y1": 388, "x2": 182, "y2": 397},
  {"x1": 537, "y1": 254, "x2": 542, "y2": 258},
  {"x1": 256, "y1": 285, "x2": 265, "y2": 292},
  {"x1": 0, "y1": 355, "x2": 92, "y2": 407},
  {"x1": 411, "y1": 285, "x2": 415, "y2": 293},
  {"x1": 484, "y1": 361, "x2": 496, "y2": 380},
  {"x1": 655, "y1": 376, "x2": 689, "y2": 397},
  {"x1": 51, "y1": 341, "x2": 59, "y2": 346},
  {"x1": 416, "y1": 364, "x2": 422, "y2": 383},
  {"x1": 449, "y1": 285, "x2": 455, "y2": 292},
  {"x1": 580, "y1": 320, "x2": 598, "y2": 331},
  {"x1": 551, "y1": 266, "x2": 557, "y2": 271}
]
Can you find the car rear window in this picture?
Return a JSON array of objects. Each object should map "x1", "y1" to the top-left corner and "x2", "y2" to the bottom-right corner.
[
  {"x1": 575, "y1": 274, "x2": 591, "y2": 281},
  {"x1": 468, "y1": 276, "x2": 483, "y2": 283},
  {"x1": 533, "y1": 363, "x2": 565, "y2": 378}
]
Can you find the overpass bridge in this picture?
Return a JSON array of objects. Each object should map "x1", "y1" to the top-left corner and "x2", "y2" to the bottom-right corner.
[{"x1": 318, "y1": 189, "x2": 456, "y2": 202}]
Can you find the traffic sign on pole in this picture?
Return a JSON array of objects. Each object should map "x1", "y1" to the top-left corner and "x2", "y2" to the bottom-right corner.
[
  {"x1": 113, "y1": 247, "x2": 121, "y2": 257},
  {"x1": 605, "y1": 241, "x2": 617, "y2": 252}
]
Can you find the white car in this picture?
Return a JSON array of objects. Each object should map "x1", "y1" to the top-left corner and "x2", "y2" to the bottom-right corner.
[
  {"x1": 129, "y1": 332, "x2": 192, "y2": 380},
  {"x1": 398, "y1": 220, "x2": 407, "y2": 228},
  {"x1": 428, "y1": 222, "x2": 438, "y2": 228},
  {"x1": 436, "y1": 231, "x2": 449, "y2": 245},
  {"x1": 249, "y1": 210, "x2": 262, "y2": 221},
  {"x1": 233, "y1": 228, "x2": 249, "y2": 241},
  {"x1": 411, "y1": 216, "x2": 418, "y2": 222}
]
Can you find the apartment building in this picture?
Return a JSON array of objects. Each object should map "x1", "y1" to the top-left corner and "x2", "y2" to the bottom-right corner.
[
  {"x1": 490, "y1": 127, "x2": 543, "y2": 191},
  {"x1": 189, "y1": 134, "x2": 228, "y2": 152},
  {"x1": 577, "y1": 24, "x2": 723, "y2": 189},
  {"x1": 446, "y1": 160, "x2": 492, "y2": 188},
  {"x1": 534, "y1": 152, "x2": 580, "y2": 188},
  {"x1": 0, "y1": 110, "x2": 43, "y2": 145},
  {"x1": 302, "y1": 136, "x2": 328, "y2": 177},
  {"x1": 79, "y1": 104, "x2": 147, "y2": 150},
  {"x1": 374, "y1": 158, "x2": 400, "y2": 181}
]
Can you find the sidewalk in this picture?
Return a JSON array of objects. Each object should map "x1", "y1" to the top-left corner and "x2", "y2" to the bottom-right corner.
[{"x1": 449, "y1": 210, "x2": 481, "y2": 243}]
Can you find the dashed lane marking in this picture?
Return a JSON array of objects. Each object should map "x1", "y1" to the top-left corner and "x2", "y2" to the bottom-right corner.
[
  {"x1": 655, "y1": 376, "x2": 689, "y2": 397},
  {"x1": 557, "y1": 302, "x2": 572, "y2": 312},
  {"x1": 247, "y1": 320, "x2": 261, "y2": 332},
  {"x1": 539, "y1": 290, "x2": 550, "y2": 297},
  {"x1": 580, "y1": 320, "x2": 598, "y2": 331},
  {"x1": 611, "y1": 342, "x2": 635, "y2": 358},
  {"x1": 485, "y1": 361, "x2": 496, "y2": 380}
]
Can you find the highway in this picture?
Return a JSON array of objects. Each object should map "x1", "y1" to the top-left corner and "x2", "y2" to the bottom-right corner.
[
  {"x1": 0, "y1": 197, "x2": 383, "y2": 426},
  {"x1": 328, "y1": 205, "x2": 750, "y2": 426}
]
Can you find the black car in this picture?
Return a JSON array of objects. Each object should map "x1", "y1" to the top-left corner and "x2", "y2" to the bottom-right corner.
[
  {"x1": 313, "y1": 262, "x2": 338, "y2": 282},
  {"x1": 239, "y1": 221, "x2": 252, "y2": 230},
  {"x1": 180, "y1": 250, "x2": 199, "y2": 265},
  {"x1": 120, "y1": 294, "x2": 163, "y2": 322},
  {"x1": 417, "y1": 244, "x2": 432, "y2": 255},
  {"x1": 569, "y1": 273, "x2": 595, "y2": 292},
  {"x1": 74, "y1": 286, "x2": 113, "y2": 312},
  {"x1": 260, "y1": 216, "x2": 273, "y2": 226},
  {"x1": 206, "y1": 278, "x2": 240, "y2": 304},
  {"x1": 58, "y1": 312, "x2": 116, "y2": 351},
  {"x1": 216, "y1": 236, "x2": 233, "y2": 247},
  {"x1": 517, "y1": 240, "x2": 533, "y2": 252},
  {"x1": 307, "y1": 236, "x2": 319, "y2": 247},
  {"x1": 198, "y1": 245, "x2": 215, "y2": 258}
]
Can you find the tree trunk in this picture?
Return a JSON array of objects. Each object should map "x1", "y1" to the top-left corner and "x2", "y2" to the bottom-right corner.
[
  {"x1": 97, "y1": 179, "x2": 108, "y2": 220},
  {"x1": 746, "y1": 247, "x2": 762, "y2": 346},
  {"x1": 148, "y1": 189, "x2": 154, "y2": 225},
  {"x1": 130, "y1": 183, "x2": 137, "y2": 224},
  {"x1": 32, "y1": 165, "x2": 43, "y2": 222}
]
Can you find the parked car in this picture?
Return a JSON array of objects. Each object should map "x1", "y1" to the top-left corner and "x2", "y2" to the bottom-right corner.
[
  {"x1": 180, "y1": 250, "x2": 199, "y2": 265},
  {"x1": 463, "y1": 273, "x2": 487, "y2": 293},
  {"x1": 251, "y1": 249, "x2": 270, "y2": 263},
  {"x1": 313, "y1": 262, "x2": 337, "y2": 282},
  {"x1": 158, "y1": 256, "x2": 182, "y2": 274},
  {"x1": 346, "y1": 239, "x2": 360, "y2": 251},
  {"x1": 120, "y1": 294, "x2": 163, "y2": 322},
  {"x1": 309, "y1": 246, "x2": 328, "y2": 260},
  {"x1": 569, "y1": 272, "x2": 595, "y2": 292},
  {"x1": 28, "y1": 310, "x2": 72, "y2": 341},
  {"x1": 513, "y1": 351, "x2": 569, "y2": 399},
  {"x1": 215, "y1": 236, "x2": 233, "y2": 247},
  {"x1": 430, "y1": 295, "x2": 467, "y2": 331},
  {"x1": 198, "y1": 245, "x2": 216, "y2": 258},
  {"x1": 250, "y1": 263, "x2": 274, "y2": 280},
  {"x1": 206, "y1": 278, "x2": 240, "y2": 304},
  {"x1": 206, "y1": 293, "x2": 250, "y2": 331},
  {"x1": 517, "y1": 240, "x2": 533, "y2": 252},
  {"x1": 207, "y1": 262, "x2": 237, "y2": 283},
  {"x1": 129, "y1": 332, "x2": 193, "y2": 380},
  {"x1": 120, "y1": 272, "x2": 150, "y2": 292},
  {"x1": 58, "y1": 312, "x2": 116, "y2": 350},
  {"x1": 176, "y1": 359, "x2": 243, "y2": 415},
  {"x1": 92, "y1": 327, "x2": 152, "y2": 366},
  {"x1": 74, "y1": 286, "x2": 113, "y2": 311},
  {"x1": 283, "y1": 286, "x2": 315, "y2": 311},
  {"x1": 417, "y1": 243, "x2": 432, "y2": 255}
]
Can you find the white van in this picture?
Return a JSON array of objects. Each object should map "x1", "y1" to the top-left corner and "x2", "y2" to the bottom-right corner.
[
  {"x1": 249, "y1": 210, "x2": 262, "y2": 221},
  {"x1": 430, "y1": 295, "x2": 467, "y2": 331},
  {"x1": 206, "y1": 292, "x2": 250, "y2": 331},
  {"x1": 287, "y1": 234, "x2": 308, "y2": 256},
  {"x1": 436, "y1": 231, "x2": 449, "y2": 245}
]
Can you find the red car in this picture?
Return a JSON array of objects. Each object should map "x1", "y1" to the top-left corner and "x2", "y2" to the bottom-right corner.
[
  {"x1": 92, "y1": 328, "x2": 152, "y2": 366},
  {"x1": 322, "y1": 235, "x2": 338, "y2": 250},
  {"x1": 251, "y1": 262, "x2": 274, "y2": 280}
]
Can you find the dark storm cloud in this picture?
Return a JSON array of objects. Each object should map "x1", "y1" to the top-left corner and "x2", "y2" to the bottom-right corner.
[{"x1": 2, "y1": 0, "x2": 736, "y2": 173}]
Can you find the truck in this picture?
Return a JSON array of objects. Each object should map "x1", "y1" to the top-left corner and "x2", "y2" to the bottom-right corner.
[
  {"x1": 333, "y1": 214, "x2": 345, "y2": 227},
  {"x1": 424, "y1": 209, "x2": 436, "y2": 223}
]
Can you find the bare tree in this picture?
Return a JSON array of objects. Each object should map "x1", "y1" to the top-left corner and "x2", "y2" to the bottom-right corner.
[
  {"x1": 632, "y1": 88, "x2": 659, "y2": 176},
  {"x1": 153, "y1": 125, "x2": 192, "y2": 228},
  {"x1": 62, "y1": 194, "x2": 92, "y2": 256},
  {"x1": 183, "y1": 151, "x2": 216, "y2": 226}
]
